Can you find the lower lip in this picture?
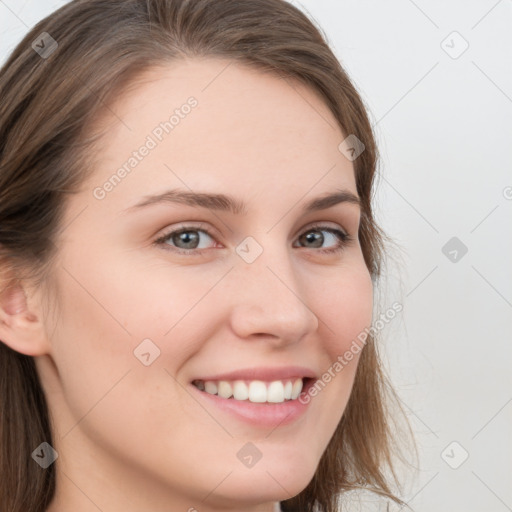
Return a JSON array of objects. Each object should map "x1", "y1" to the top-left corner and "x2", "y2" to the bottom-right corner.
[{"x1": 189, "y1": 379, "x2": 315, "y2": 428}]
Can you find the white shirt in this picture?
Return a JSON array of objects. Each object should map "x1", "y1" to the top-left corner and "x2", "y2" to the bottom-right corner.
[{"x1": 273, "y1": 502, "x2": 282, "y2": 512}]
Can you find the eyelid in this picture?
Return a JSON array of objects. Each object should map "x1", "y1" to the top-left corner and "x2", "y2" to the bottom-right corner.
[
  {"x1": 299, "y1": 220, "x2": 348, "y2": 236},
  {"x1": 154, "y1": 221, "x2": 216, "y2": 241}
]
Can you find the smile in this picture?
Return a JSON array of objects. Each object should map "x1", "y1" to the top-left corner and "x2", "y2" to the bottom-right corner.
[
  {"x1": 189, "y1": 377, "x2": 317, "y2": 428},
  {"x1": 192, "y1": 377, "x2": 309, "y2": 404}
]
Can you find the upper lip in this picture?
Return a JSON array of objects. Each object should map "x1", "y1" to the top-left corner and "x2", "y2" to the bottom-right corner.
[{"x1": 191, "y1": 366, "x2": 318, "y2": 383}]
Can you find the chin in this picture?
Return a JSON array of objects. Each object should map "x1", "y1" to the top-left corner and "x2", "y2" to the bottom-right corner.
[{"x1": 216, "y1": 454, "x2": 318, "y2": 505}]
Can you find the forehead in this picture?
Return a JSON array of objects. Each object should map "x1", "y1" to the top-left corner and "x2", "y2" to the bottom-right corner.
[{"x1": 84, "y1": 58, "x2": 356, "y2": 213}]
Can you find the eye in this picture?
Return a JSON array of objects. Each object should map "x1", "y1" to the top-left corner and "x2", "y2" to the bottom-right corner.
[
  {"x1": 154, "y1": 224, "x2": 217, "y2": 255},
  {"x1": 154, "y1": 222, "x2": 352, "y2": 256},
  {"x1": 294, "y1": 223, "x2": 352, "y2": 254}
]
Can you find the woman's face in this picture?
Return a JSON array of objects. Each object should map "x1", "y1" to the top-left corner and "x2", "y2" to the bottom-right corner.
[{"x1": 38, "y1": 58, "x2": 373, "y2": 511}]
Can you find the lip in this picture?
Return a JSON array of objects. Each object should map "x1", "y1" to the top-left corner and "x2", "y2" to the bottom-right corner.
[
  {"x1": 189, "y1": 377, "x2": 316, "y2": 428},
  {"x1": 190, "y1": 365, "x2": 318, "y2": 383}
]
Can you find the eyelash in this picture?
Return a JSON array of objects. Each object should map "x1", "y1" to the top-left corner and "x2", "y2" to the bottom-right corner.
[{"x1": 154, "y1": 223, "x2": 353, "y2": 256}]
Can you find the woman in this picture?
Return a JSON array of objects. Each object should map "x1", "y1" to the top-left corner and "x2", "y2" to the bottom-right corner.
[{"x1": 0, "y1": 0, "x2": 412, "y2": 511}]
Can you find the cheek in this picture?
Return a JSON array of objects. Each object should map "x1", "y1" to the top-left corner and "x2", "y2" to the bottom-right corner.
[
  {"x1": 47, "y1": 269, "x2": 133, "y2": 433},
  {"x1": 313, "y1": 262, "x2": 373, "y2": 358},
  {"x1": 303, "y1": 262, "x2": 373, "y2": 430},
  {"x1": 49, "y1": 251, "x2": 226, "y2": 414}
]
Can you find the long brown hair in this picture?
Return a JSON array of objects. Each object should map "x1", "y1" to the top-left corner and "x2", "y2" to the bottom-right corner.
[{"x1": 0, "y1": 1, "x2": 414, "y2": 510}]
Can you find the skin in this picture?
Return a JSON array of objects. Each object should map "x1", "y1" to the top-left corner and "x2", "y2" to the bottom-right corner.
[{"x1": 0, "y1": 59, "x2": 373, "y2": 511}]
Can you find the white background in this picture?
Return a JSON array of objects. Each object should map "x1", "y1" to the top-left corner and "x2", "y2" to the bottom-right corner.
[{"x1": 1, "y1": 1, "x2": 511, "y2": 511}]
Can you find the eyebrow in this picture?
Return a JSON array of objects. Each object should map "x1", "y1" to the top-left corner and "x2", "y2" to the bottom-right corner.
[{"x1": 124, "y1": 188, "x2": 361, "y2": 215}]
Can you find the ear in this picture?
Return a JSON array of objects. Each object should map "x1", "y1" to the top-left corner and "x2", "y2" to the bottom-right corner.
[{"x1": 0, "y1": 278, "x2": 50, "y2": 356}]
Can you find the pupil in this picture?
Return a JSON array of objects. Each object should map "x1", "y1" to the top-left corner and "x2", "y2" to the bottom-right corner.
[
  {"x1": 176, "y1": 231, "x2": 199, "y2": 249},
  {"x1": 304, "y1": 231, "x2": 323, "y2": 248}
]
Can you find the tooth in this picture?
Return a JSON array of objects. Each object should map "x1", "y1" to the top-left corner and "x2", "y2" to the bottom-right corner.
[
  {"x1": 204, "y1": 381, "x2": 218, "y2": 395},
  {"x1": 267, "y1": 380, "x2": 285, "y2": 403},
  {"x1": 217, "y1": 380, "x2": 233, "y2": 399},
  {"x1": 203, "y1": 378, "x2": 304, "y2": 402},
  {"x1": 248, "y1": 380, "x2": 267, "y2": 403},
  {"x1": 290, "y1": 378, "x2": 303, "y2": 400},
  {"x1": 233, "y1": 380, "x2": 249, "y2": 401},
  {"x1": 283, "y1": 380, "x2": 292, "y2": 400}
]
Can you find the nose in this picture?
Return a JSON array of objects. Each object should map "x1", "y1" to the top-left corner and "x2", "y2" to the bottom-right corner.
[{"x1": 228, "y1": 248, "x2": 319, "y2": 346}]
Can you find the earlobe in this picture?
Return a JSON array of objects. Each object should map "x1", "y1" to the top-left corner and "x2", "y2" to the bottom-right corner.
[{"x1": 0, "y1": 280, "x2": 49, "y2": 356}]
